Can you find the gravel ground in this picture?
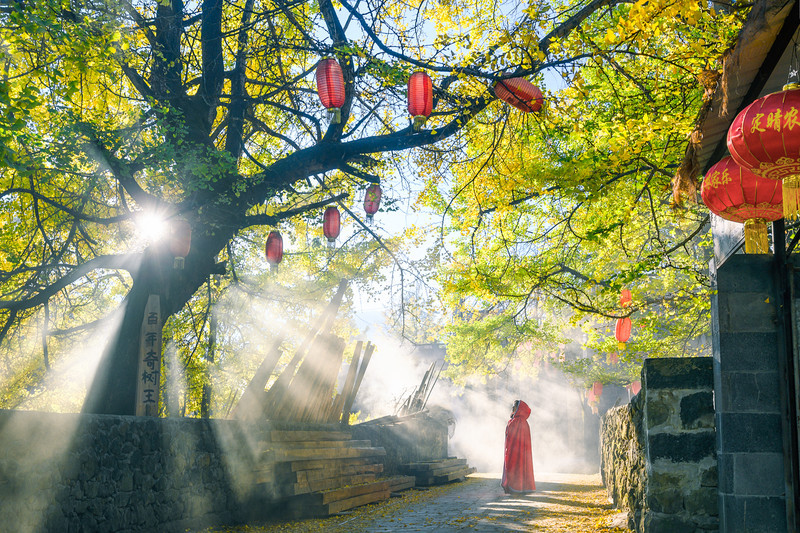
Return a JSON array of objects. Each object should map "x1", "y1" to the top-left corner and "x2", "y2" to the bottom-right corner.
[{"x1": 199, "y1": 472, "x2": 629, "y2": 532}]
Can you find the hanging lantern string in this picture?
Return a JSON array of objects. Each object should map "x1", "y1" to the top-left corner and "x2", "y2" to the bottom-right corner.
[{"x1": 791, "y1": 23, "x2": 800, "y2": 85}]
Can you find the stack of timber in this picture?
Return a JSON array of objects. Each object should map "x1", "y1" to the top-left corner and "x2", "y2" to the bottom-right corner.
[
  {"x1": 400, "y1": 457, "x2": 476, "y2": 486},
  {"x1": 397, "y1": 361, "x2": 442, "y2": 416},
  {"x1": 259, "y1": 428, "x2": 415, "y2": 517},
  {"x1": 229, "y1": 280, "x2": 374, "y2": 425}
]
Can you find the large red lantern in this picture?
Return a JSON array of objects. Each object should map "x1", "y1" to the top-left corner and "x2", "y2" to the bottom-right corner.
[
  {"x1": 265, "y1": 231, "x2": 283, "y2": 273},
  {"x1": 616, "y1": 317, "x2": 632, "y2": 350},
  {"x1": 494, "y1": 77, "x2": 543, "y2": 113},
  {"x1": 322, "y1": 206, "x2": 341, "y2": 248},
  {"x1": 701, "y1": 156, "x2": 783, "y2": 253},
  {"x1": 316, "y1": 58, "x2": 345, "y2": 124},
  {"x1": 408, "y1": 71, "x2": 433, "y2": 131},
  {"x1": 592, "y1": 381, "x2": 603, "y2": 398},
  {"x1": 629, "y1": 381, "x2": 642, "y2": 396},
  {"x1": 727, "y1": 83, "x2": 800, "y2": 218},
  {"x1": 169, "y1": 219, "x2": 192, "y2": 270},
  {"x1": 364, "y1": 184, "x2": 382, "y2": 223}
]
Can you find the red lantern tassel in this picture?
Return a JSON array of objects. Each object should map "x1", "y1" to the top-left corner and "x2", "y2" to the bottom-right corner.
[
  {"x1": 783, "y1": 176, "x2": 800, "y2": 220},
  {"x1": 744, "y1": 218, "x2": 769, "y2": 254}
]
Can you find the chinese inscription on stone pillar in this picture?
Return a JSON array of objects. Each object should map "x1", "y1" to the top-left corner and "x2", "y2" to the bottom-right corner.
[{"x1": 136, "y1": 295, "x2": 162, "y2": 416}]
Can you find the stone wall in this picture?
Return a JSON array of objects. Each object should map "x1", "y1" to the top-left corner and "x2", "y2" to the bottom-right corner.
[
  {"x1": 601, "y1": 391, "x2": 646, "y2": 528},
  {"x1": 601, "y1": 357, "x2": 718, "y2": 532},
  {"x1": 0, "y1": 409, "x2": 452, "y2": 533},
  {"x1": 711, "y1": 254, "x2": 790, "y2": 531},
  {"x1": 0, "y1": 410, "x2": 294, "y2": 533}
]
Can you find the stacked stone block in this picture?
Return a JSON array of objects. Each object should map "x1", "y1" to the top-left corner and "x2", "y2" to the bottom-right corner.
[
  {"x1": 711, "y1": 254, "x2": 789, "y2": 531},
  {"x1": 601, "y1": 357, "x2": 718, "y2": 533},
  {"x1": 643, "y1": 357, "x2": 717, "y2": 532}
]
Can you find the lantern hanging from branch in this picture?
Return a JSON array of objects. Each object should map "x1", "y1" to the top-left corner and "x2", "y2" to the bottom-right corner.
[
  {"x1": 408, "y1": 71, "x2": 433, "y2": 131},
  {"x1": 169, "y1": 219, "x2": 192, "y2": 270},
  {"x1": 616, "y1": 317, "x2": 632, "y2": 350},
  {"x1": 630, "y1": 381, "x2": 642, "y2": 396},
  {"x1": 364, "y1": 183, "x2": 382, "y2": 223},
  {"x1": 620, "y1": 289, "x2": 632, "y2": 307},
  {"x1": 322, "y1": 206, "x2": 341, "y2": 248},
  {"x1": 265, "y1": 231, "x2": 283, "y2": 273},
  {"x1": 592, "y1": 381, "x2": 603, "y2": 398},
  {"x1": 727, "y1": 83, "x2": 800, "y2": 218},
  {"x1": 316, "y1": 58, "x2": 345, "y2": 124},
  {"x1": 494, "y1": 77, "x2": 544, "y2": 113},
  {"x1": 701, "y1": 156, "x2": 783, "y2": 253}
]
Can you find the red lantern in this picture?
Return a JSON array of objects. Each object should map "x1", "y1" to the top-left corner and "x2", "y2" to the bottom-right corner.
[
  {"x1": 616, "y1": 317, "x2": 632, "y2": 350},
  {"x1": 364, "y1": 184, "x2": 382, "y2": 223},
  {"x1": 265, "y1": 231, "x2": 283, "y2": 273},
  {"x1": 630, "y1": 380, "x2": 642, "y2": 395},
  {"x1": 620, "y1": 289, "x2": 632, "y2": 308},
  {"x1": 169, "y1": 219, "x2": 192, "y2": 270},
  {"x1": 592, "y1": 381, "x2": 603, "y2": 398},
  {"x1": 586, "y1": 388, "x2": 596, "y2": 403},
  {"x1": 322, "y1": 206, "x2": 341, "y2": 248},
  {"x1": 408, "y1": 71, "x2": 433, "y2": 131},
  {"x1": 316, "y1": 58, "x2": 345, "y2": 124},
  {"x1": 494, "y1": 77, "x2": 543, "y2": 113},
  {"x1": 701, "y1": 156, "x2": 783, "y2": 253},
  {"x1": 727, "y1": 83, "x2": 800, "y2": 218}
]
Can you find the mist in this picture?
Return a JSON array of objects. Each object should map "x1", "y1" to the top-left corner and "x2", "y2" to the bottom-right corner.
[{"x1": 351, "y1": 332, "x2": 602, "y2": 475}]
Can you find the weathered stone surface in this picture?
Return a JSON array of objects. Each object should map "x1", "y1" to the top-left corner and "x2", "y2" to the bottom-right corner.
[
  {"x1": 684, "y1": 487, "x2": 718, "y2": 517},
  {"x1": 601, "y1": 357, "x2": 718, "y2": 533},
  {"x1": 643, "y1": 357, "x2": 712, "y2": 390},
  {"x1": 648, "y1": 431, "x2": 715, "y2": 463},
  {"x1": 700, "y1": 465, "x2": 717, "y2": 487},
  {"x1": 646, "y1": 395, "x2": 672, "y2": 430},
  {"x1": 680, "y1": 391, "x2": 714, "y2": 429},
  {"x1": 647, "y1": 487, "x2": 683, "y2": 514}
]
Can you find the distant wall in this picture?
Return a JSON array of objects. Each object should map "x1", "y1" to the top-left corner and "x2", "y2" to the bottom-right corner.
[
  {"x1": 0, "y1": 410, "x2": 270, "y2": 533},
  {"x1": 601, "y1": 357, "x2": 718, "y2": 532}
]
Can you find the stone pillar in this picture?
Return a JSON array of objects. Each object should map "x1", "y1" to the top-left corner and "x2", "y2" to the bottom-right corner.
[{"x1": 711, "y1": 254, "x2": 788, "y2": 531}]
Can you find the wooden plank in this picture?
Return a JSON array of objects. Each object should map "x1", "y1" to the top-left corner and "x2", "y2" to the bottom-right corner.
[
  {"x1": 268, "y1": 430, "x2": 352, "y2": 442},
  {"x1": 402, "y1": 457, "x2": 465, "y2": 470},
  {"x1": 331, "y1": 342, "x2": 362, "y2": 422},
  {"x1": 229, "y1": 338, "x2": 284, "y2": 421},
  {"x1": 320, "y1": 480, "x2": 390, "y2": 505},
  {"x1": 263, "y1": 281, "x2": 348, "y2": 419},
  {"x1": 327, "y1": 489, "x2": 390, "y2": 514},
  {"x1": 287, "y1": 457, "x2": 375, "y2": 472},
  {"x1": 412, "y1": 462, "x2": 469, "y2": 477},
  {"x1": 385, "y1": 475, "x2": 416, "y2": 492},
  {"x1": 284, "y1": 473, "x2": 379, "y2": 497},
  {"x1": 266, "y1": 440, "x2": 371, "y2": 450},
  {"x1": 341, "y1": 342, "x2": 375, "y2": 424},
  {"x1": 415, "y1": 466, "x2": 476, "y2": 486},
  {"x1": 273, "y1": 445, "x2": 386, "y2": 462}
]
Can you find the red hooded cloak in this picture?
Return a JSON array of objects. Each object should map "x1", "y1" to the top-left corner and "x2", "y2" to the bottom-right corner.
[{"x1": 501, "y1": 400, "x2": 535, "y2": 493}]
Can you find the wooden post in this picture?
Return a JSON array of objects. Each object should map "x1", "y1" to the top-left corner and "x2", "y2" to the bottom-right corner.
[
  {"x1": 135, "y1": 295, "x2": 162, "y2": 417},
  {"x1": 341, "y1": 342, "x2": 374, "y2": 424}
]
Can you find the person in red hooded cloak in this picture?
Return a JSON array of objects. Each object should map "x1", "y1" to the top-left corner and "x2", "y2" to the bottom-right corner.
[{"x1": 501, "y1": 399, "x2": 535, "y2": 493}]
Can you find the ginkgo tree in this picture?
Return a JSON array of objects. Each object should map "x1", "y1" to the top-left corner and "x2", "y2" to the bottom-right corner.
[
  {"x1": 406, "y1": 0, "x2": 746, "y2": 387},
  {"x1": 0, "y1": 0, "x2": 745, "y2": 414}
]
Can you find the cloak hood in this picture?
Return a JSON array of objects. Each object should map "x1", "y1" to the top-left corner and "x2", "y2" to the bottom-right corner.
[{"x1": 513, "y1": 400, "x2": 531, "y2": 421}]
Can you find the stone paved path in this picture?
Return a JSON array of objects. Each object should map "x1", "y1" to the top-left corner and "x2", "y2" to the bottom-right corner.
[{"x1": 203, "y1": 473, "x2": 629, "y2": 533}]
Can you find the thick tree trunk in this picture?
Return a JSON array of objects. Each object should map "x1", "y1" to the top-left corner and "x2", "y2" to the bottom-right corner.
[{"x1": 82, "y1": 234, "x2": 224, "y2": 415}]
